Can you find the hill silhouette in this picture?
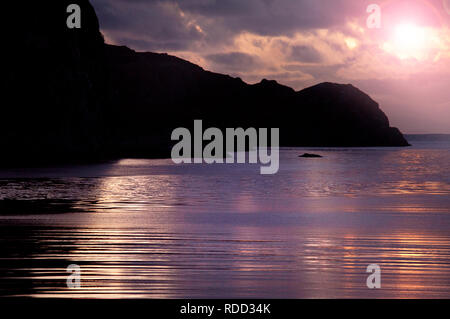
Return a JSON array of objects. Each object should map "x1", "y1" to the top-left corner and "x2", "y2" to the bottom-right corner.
[{"x1": 2, "y1": 0, "x2": 409, "y2": 165}]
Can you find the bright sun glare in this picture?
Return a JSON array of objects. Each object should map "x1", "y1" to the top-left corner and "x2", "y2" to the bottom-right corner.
[{"x1": 392, "y1": 23, "x2": 428, "y2": 59}]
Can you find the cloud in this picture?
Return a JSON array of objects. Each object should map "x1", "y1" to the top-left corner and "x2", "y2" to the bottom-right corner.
[
  {"x1": 91, "y1": 0, "x2": 206, "y2": 51},
  {"x1": 91, "y1": 0, "x2": 365, "y2": 51},
  {"x1": 205, "y1": 52, "x2": 262, "y2": 71},
  {"x1": 289, "y1": 45, "x2": 323, "y2": 63}
]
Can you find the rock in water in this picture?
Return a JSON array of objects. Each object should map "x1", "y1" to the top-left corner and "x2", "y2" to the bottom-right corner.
[{"x1": 299, "y1": 153, "x2": 323, "y2": 158}]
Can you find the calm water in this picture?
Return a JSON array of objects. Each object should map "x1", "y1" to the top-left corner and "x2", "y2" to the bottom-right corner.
[{"x1": 0, "y1": 137, "x2": 449, "y2": 298}]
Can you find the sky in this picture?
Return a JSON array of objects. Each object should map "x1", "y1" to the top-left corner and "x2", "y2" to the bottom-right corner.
[{"x1": 91, "y1": 0, "x2": 450, "y2": 133}]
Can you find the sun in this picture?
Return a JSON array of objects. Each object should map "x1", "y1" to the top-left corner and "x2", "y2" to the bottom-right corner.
[
  {"x1": 395, "y1": 24, "x2": 426, "y2": 49},
  {"x1": 395, "y1": 24, "x2": 423, "y2": 48},
  {"x1": 391, "y1": 23, "x2": 427, "y2": 59}
]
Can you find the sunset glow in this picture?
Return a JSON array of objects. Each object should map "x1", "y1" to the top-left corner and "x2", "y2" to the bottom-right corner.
[{"x1": 393, "y1": 23, "x2": 427, "y2": 59}]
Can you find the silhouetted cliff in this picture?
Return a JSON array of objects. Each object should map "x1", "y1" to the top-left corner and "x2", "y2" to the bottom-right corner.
[
  {"x1": 4, "y1": 1, "x2": 108, "y2": 163},
  {"x1": 1, "y1": 1, "x2": 409, "y2": 165}
]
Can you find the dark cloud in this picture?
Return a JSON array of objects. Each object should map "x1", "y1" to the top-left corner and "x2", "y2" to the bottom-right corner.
[
  {"x1": 175, "y1": 0, "x2": 364, "y2": 34},
  {"x1": 205, "y1": 52, "x2": 261, "y2": 71},
  {"x1": 289, "y1": 45, "x2": 322, "y2": 63},
  {"x1": 91, "y1": 0, "x2": 365, "y2": 51},
  {"x1": 91, "y1": 0, "x2": 206, "y2": 51}
]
